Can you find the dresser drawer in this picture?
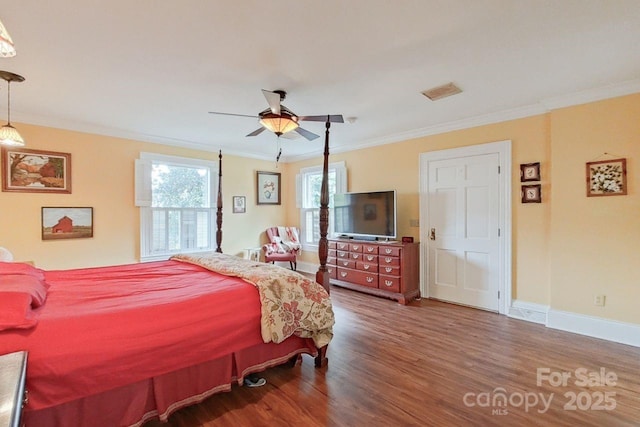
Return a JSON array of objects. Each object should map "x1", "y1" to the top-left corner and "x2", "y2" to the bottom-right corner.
[
  {"x1": 379, "y1": 265, "x2": 400, "y2": 275},
  {"x1": 357, "y1": 261, "x2": 378, "y2": 273},
  {"x1": 327, "y1": 265, "x2": 337, "y2": 279},
  {"x1": 349, "y1": 243, "x2": 364, "y2": 253},
  {"x1": 328, "y1": 241, "x2": 337, "y2": 249},
  {"x1": 328, "y1": 249, "x2": 336, "y2": 258},
  {"x1": 336, "y1": 241, "x2": 350, "y2": 251},
  {"x1": 327, "y1": 257, "x2": 336, "y2": 266},
  {"x1": 379, "y1": 246, "x2": 401, "y2": 257},
  {"x1": 362, "y1": 254, "x2": 378, "y2": 263},
  {"x1": 379, "y1": 275, "x2": 401, "y2": 292},
  {"x1": 336, "y1": 268, "x2": 378, "y2": 288},
  {"x1": 363, "y1": 244, "x2": 378, "y2": 254},
  {"x1": 380, "y1": 255, "x2": 400, "y2": 267},
  {"x1": 350, "y1": 252, "x2": 363, "y2": 261},
  {"x1": 338, "y1": 259, "x2": 356, "y2": 269},
  {"x1": 337, "y1": 250, "x2": 349, "y2": 259}
]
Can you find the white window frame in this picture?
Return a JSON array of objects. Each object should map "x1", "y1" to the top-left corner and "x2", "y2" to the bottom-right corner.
[
  {"x1": 136, "y1": 152, "x2": 218, "y2": 262},
  {"x1": 297, "y1": 161, "x2": 347, "y2": 252}
]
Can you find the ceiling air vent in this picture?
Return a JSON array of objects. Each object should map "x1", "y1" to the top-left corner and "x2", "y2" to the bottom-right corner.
[{"x1": 421, "y1": 82, "x2": 462, "y2": 101}]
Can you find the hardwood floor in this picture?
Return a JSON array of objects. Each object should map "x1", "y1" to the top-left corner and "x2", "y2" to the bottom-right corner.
[{"x1": 146, "y1": 286, "x2": 640, "y2": 427}]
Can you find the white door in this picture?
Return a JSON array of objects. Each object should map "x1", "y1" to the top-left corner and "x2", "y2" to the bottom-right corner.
[{"x1": 420, "y1": 141, "x2": 510, "y2": 313}]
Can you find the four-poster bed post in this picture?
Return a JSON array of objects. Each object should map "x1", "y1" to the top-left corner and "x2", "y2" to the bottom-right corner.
[
  {"x1": 314, "y1": 118, "x2": 332, "y2": 368},
  {"x1": 216, "y1": 150, "x2": 223, "y2": 253}
]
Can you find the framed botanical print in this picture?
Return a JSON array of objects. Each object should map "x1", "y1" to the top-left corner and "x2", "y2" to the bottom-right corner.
[
  {"x1": 586, "y1": 158, "x2": 627, "y2": 197},
  {"x1": 256, "y1": 171, "x2": 281, "y2": 205},
  {"x1": 521, "y1": 184, "x2": 541, "y2": 203},
  {"x1": 232, "y1": 196, "x2": 246, "y2": 213},
  {"x1": 520, "y1": 162, "x2": 540, "y2": 182}
]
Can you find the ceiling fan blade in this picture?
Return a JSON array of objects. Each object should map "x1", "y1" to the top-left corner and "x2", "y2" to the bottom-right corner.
[
  {"x1": 298, "y1": 114, "x2": 344, "y2": 123},
  {"x1": 280, "y1": 131, "x2": 300, "y2": 140},
  {"x1": 246, "y1": 127, "x2": 267, "y2": 137},
  {"x1": 262, "y1": 89, "x2": 281, "y2": 115},
  {"x1": 209, "y1": 111, "x2": 258, "y2": 118},
  {"x1": 294, "y1": 127, "x2": 320, "y2": 141}
]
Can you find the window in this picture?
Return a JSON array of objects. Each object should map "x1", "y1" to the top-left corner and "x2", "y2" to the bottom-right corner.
[
  {"x1": 297, "y1": 162, "x2": 347, "y2": 251},
  {"x1": 136, "y1": 152, "x2": 218, "y2": 261}
]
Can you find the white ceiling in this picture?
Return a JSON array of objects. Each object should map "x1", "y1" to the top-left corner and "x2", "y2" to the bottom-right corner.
[{"x1": 1, "y1": 1, "x2": 640, "y2": 162}]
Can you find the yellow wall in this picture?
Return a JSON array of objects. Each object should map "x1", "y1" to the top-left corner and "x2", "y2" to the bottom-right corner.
[
  {"x1": 549, "y1": 95, "x2": 639, "y2": 324},
  {"x1": 289, "y1": 93, "x2": 639, "y2": 325},
  {"x1": 0, "y1": 123, "x2": 284, "y2": 269}
]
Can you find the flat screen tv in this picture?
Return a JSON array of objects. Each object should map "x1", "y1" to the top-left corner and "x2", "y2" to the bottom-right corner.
[{"x1": 333, "y1": 190, "x2": 396, "y2": 240}]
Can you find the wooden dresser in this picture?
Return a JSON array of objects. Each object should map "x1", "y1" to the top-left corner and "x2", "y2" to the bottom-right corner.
[
  {"x1": 0, "y1": 351, "x2": 27, "y2": 427},
  {"x1": 327, "y1": 238, "x2": 420, "y2": 304}
]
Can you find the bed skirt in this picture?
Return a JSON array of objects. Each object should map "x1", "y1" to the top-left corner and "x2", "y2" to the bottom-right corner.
[{"x1": 24, "y1": 337, "x2": 317, "y2": 427}]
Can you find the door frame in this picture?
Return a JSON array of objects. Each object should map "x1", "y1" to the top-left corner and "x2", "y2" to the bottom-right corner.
[{"x1": 419, "y1": 140, "x2": 512, "y2": 315}]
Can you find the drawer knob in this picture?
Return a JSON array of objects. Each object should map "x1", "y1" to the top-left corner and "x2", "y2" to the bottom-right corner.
[
  {"x1": 366, "y1": 277, "x2": 374, "y2": 283},
  {"x1": 385, "y1": 248, "x2": 392, "y2": 254},
  {"x1": 367, "y1": 247, "x2": 374, "y2": 252},
  {"x1": 385, "y1": 267, "x2": 392, "y2": 273},
  {"x1": 353, "y1": 245, "x2": 359, "y2": 250},
  {"x1": 385, "y1": 280, "x2": 393, "y2": 287},
  {"x1": 343, "y1": 261, "x2": 349, "y2": 266},
  {"x1": 353, "y1": 254, "x2": 359, "y2": 259},
  {"x1": 364, "y1": 265, "x2": 370, "y2": 270},
  {"x1": 385, "y1": 257, "x2": 392, "y2": 263},
  {"x1": 340, "y1": 272, "x2": 348, "y2": 278}
]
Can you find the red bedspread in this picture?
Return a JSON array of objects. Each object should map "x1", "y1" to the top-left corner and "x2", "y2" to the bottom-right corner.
[{"x1": 0, "y1": 260, "x2": 266, "y2": 410}]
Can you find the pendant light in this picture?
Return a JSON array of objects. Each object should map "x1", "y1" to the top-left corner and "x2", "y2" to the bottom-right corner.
[
  {"x1": 0, "y1": 70, "x2": 25, "y2": 147},
  {"x1": 0, "y1": 19, "x2": 16, "y2": 58}
]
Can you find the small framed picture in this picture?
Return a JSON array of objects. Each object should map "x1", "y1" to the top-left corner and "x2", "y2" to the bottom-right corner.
[
  {"x1": 586, "y1": 158, "x2": 627, "y2": 197},
  {"x1": 521, "y1": 184, "x2": 542, "y2": 203},
  {"x1": 232, "y1": 196, "x2": 246, "y2": 213},
  {"x1": 256, "y1": 171, "x2": 281, "y2": 205},
  {"x1": 520, "y1": 162, "x2": 540, "y2": 182},
  {"x1": 42, "y1": 207, "x2": 93, "y2": 240},
  {"x1": 401, "y1": 236, "x2": 414, "y2": 243}
]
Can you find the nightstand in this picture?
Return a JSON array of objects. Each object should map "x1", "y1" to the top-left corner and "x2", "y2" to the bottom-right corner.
[{"x1": 0, "y1": 351, "x2": 28, "y2": 427}]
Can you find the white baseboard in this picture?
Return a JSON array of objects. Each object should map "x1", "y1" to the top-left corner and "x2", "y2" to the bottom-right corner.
[
  {"x1": 508, "y1": 300, "x2": 549, "y2": 325},
  {"x1": 547, "y1": 309, "x2": 640, "y2": 348}
]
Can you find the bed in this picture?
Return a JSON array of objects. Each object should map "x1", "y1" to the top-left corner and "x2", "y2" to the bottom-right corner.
[{"x1": 0, "y1": 127, "x2": 337, "y2": 427}]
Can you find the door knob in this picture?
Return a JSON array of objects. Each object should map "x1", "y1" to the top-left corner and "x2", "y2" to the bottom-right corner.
[{"x1": 430, "y1": 228, "x2": 436, "y2": 240}]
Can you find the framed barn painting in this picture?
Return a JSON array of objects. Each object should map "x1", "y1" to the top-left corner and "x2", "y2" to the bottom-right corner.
[
  {"x1": 42, "y1": 207, "x2": 93, "y2": 240},
  {"x1": 2, "y1": 147, "x2": 71, "y2": 193}
]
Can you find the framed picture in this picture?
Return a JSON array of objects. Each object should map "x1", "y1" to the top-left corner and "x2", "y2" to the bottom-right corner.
[
  {"x1": 520, "y1": 162, "x2": 540, "y2": 182},
  {"x1": 586, "y1": 158, "x2": 627, "y2": 197},
  {"x1": 42, "y1": 207, "x2": 93, "y2": 240},
  {"x1": 521, "y1": 184, "x2": 542, "y2": 203},
  {"x1": 2, "y1": 147, "x2": 72, "y2": 193},
  {"x1": 232, "y1": 196, "x2": 246, "y2": 213},
  {"x1": 256, "y1": 171, "x2": 281, "y2": 205}
]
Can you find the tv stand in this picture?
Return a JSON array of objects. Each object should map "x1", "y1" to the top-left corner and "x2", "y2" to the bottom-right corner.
[{"x1": 327, "y1": 238, "x2": 420, "y2": 304}]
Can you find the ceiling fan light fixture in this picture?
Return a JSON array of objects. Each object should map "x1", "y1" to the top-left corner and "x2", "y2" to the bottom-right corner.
[
  {"x1": 0, "y1": 19, "x2": 16, "y2": 58},
  {"x1": 259, "y1": 113, "x2": 299, "y2": 136}
]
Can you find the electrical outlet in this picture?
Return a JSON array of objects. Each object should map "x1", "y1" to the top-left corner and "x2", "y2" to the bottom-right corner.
[{"x1": 594, "y1": 295, "x2": 606, "y2": 307}]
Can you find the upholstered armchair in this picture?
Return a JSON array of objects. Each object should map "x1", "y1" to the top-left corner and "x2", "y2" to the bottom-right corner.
[{"x1": 262, "y1": 227, "x2": 301, "y2": 270}]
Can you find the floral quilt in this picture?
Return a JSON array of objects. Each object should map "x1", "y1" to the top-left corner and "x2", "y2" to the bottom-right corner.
[{"x1": 171, "y1": 252, "x2": 334, "y2": 348}]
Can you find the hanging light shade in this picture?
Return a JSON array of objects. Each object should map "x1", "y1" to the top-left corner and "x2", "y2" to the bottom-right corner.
[
  {"x1": 259, "y1": 112, "x2": 299, "y2": 136},
  {"x1": 0, "y1": 19, "x2": 16, "y2": 58},
  {"x1": 0, "y1": 70, "x2": 25, "y2": 147}
]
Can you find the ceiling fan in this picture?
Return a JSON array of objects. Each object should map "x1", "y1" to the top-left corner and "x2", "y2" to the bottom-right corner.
[{"x1": 209, "y1": 89, "x2": 344, "y2": 141}]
